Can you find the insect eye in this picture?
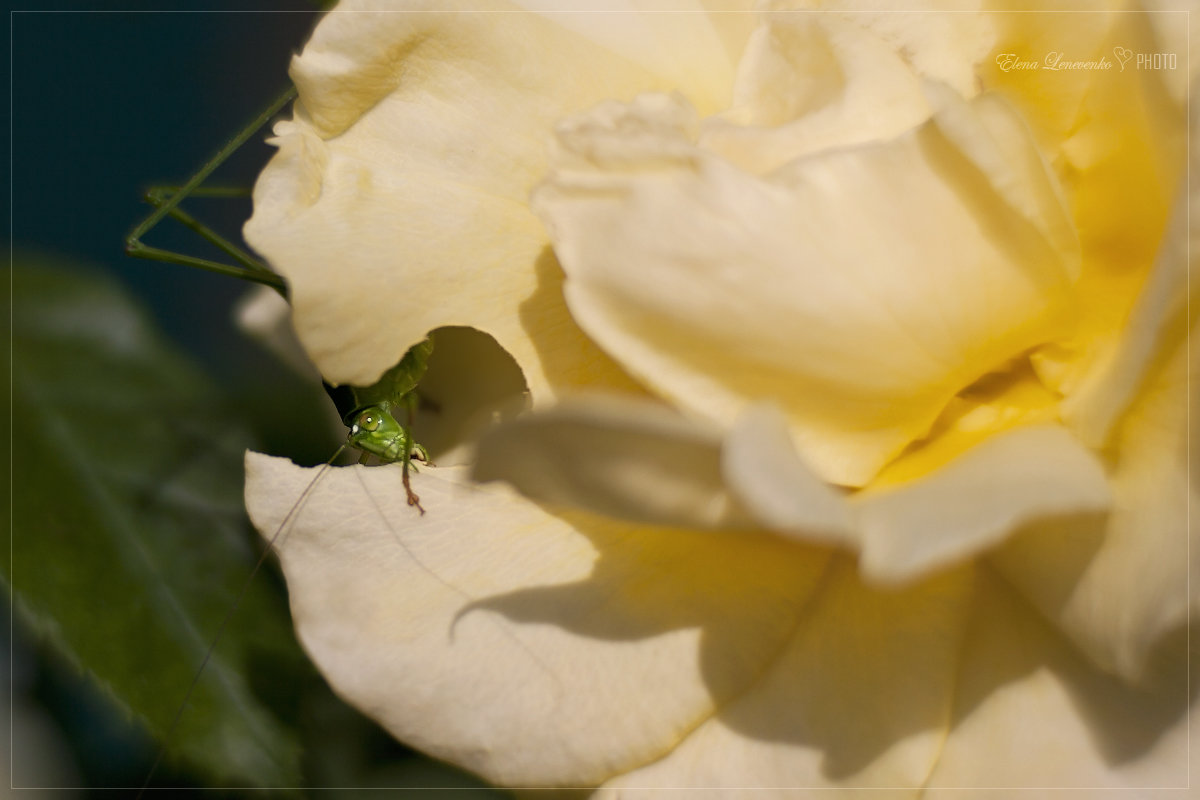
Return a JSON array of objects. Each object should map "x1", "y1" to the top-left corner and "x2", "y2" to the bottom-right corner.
[{"x1": 356, "y1": 411, "x2": 381, "y2": 431}]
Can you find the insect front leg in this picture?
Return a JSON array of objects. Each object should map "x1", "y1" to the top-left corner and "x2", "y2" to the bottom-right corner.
[{"x1": 399, "y1": 390, "x2": 432, "y2": 465}]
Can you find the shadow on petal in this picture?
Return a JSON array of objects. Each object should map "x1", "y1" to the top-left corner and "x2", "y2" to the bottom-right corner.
[
  {"x1": 469, "y1": 503, "x2": 1188, "y2": 787},
  {"x1": 924, "y1": 565, "x2": 1190, "y2": 788},
  {"x1": 1062, "y1": 620, "x2": 1193, "y2": 766},
  {"x1": 459, "y1": 508, "x2": 837, "y2": 707},
  {"x1": 414, "y1": 325, "x2": 529, "y2": 464},
  {"x1": 989, "y1": 510, "x2": 1109, "y2": 619},
  {"x1": 466, "y1": 505, "x2": 971, "y2": 785},
  {"x1": 516, "y1": 247, "x2": 648, "y2": 399}
]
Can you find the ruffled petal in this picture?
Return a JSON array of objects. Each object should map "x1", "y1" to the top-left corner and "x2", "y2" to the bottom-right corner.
[
  {"x1": 768, "y1": 1, "x2": 994, "y2": 100},
  {"x1": 534, "y1": 87, "x2": 1079, "y2": 486},
  {"x1": 245, "y1": 0, "x2": 752, "y2": 399},
  {"x1": 990, "y1": 320, "x2": 1195, "y2": 681},
  {"x1": 986, "y1": 8, "x2": 1188, "y2": 400},
  {"x1": 244, "y1": 452, "x2": 833, "y2": 786},
  {"x1": 700, "y1": 8, "x2": 995, "y2": 174}
]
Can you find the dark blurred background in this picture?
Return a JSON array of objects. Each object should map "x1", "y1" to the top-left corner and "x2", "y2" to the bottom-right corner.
[
  {"x1": 8, "y1": 3, "x2": 508, "y2": 797},
  {"x1": 12, "y1": 2, "x2": 319, "y2": 387}
]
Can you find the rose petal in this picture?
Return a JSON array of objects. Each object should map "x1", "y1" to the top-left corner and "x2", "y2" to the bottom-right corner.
[
  {"x1": 988, "y1": 9, "x2": 1188, "y2": 400},
  {"x1": 868, "y1": 358, "x2": 1062, "y2": 489},
  {"x1": 599, "y1": 566, "x2": 1189, "y2": 794},
  {"x1": 597, "y1": 562, "x2": 976, "y2": 791},
  {"x1": 722, "y1": 404, "x2": 856, "y2": 545},
  {"x1": 245, "y1": 451, "x2": 833, "y2": 786},
  {"x1": 1062, "y1": 86, "x2": 1197, "y2": 446},
  {"x1": 406, "y1": 326, "x2": 531, "y2": 464},
  {"x1": 516, "y1": 0, "x2": 754, "y2": 117},
  {"x1": 534, "y1": 87, "x2": 1079, "y2": 486},
  {"x1": 854, "y1": 424, "x2": 1111, "y2": 586},
  {"x1": 245, "y1": 0, "x2": 751, "y2": 398},
  {"x1": 1140, "y1": 0, "x2": 1199, "y2": 106},
  {"x1": 990, "y1": 321, "x2": 1195, "y2": 682},
  {"x1": 921, "y1": 569, "x2": 1190, "y2": 792},
  {"x1": 702, "y1": 10, "x2": 995, "y2": 174},
  {"x1": 472, "y1": 393, "x2": 759, "y2": 529},
  {"x1": 475, "y1": 394, "x2": 1114, "y2": 584},
  {"x1": 770, "y1": 3, "x2": 994, "y2": 101}
]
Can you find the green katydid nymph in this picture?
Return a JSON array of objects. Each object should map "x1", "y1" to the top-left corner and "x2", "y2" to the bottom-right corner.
[{"x1": 326, "y1": 337, "x2": 436, "y2": 512}]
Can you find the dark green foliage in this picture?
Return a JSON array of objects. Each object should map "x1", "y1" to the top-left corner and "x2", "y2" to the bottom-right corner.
[{"x1": 9, "y1": 257, "x2": 303, "y2": 787}]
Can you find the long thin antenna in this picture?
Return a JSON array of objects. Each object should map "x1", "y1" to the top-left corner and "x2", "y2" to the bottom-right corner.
[{"x1": 136, "y1": 444, "x2": 347, "y2": 797}]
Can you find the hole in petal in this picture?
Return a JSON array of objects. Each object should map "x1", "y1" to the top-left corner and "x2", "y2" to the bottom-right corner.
[{"x1": 412, "y1": 326, "x2": 529, "y2": 464}]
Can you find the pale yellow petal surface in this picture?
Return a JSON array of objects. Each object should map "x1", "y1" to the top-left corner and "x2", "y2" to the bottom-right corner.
[
  {"x1": 1008, "y1": 82, "x2": 1196, "y2": 680},
  {"x1": 473, "y1": 395, "x2": 859, "y2": 539},
  {"x1": 770, "y1": 1, "x2": 994, "y2": 100},
  {"x1": 854, "y1": 424, "x2": 1110, "y2": 586},
  {"x1": 701, "y1": 6, "x2": 996, "y2": 174},
  {"x1": 534, "y1": 89, "x2": 1078, "y2": 486},
  {"x1": 721, "y1": 405, "x2": 856, "y2": 546},
  {"x1": 701, "y1": 14, "x2": 937, "y2": 174},
  {"x1": 471, "y1": 393, "x2": 757, "y2": 530},
  {"x1": 867, "y1": 358, "x2": 1062, "y2": 490},
  {"x1": 984, "y1": 8, "x2": 1187, "y2": 399},
  {"x1": 244, "y1": 452, "x2": 833, "y2": 786},
  {"x1": 1062, "y1": 79, "x2": 1197, "y2": 446},
  {"x1": 516, "y1": 0, "x2": 754, "y2": 117},
  {"x1": 598, "y1": 568, "x2": 1189, "y2": 794},
  {"x1": 245, "y1": 1, "x2": 751, "y2": 398},
  {"x1": 405, "y1": 326, "x2": 530, "y2": 463},
  {"x1": 991, "y1": 320, "x2": 1195, "y2": 681},
  {"x1": 474, "y1": 396, "x2": 1119, "y2": 588},
  {"x1": 921, "y1": 569, "x2": 1190, "y2": 792},
  {"x1": 598, "y1": 562, "x2": 976, "y2": 791}
]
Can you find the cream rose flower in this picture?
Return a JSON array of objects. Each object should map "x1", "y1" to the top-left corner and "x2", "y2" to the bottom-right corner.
[{"x1": 242, "y1": 1, "x2": 1195, "y2": 794}]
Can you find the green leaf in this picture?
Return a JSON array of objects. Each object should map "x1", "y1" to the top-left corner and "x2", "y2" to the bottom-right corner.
[{"x1": 9, "y1": 256, "x2": 303, "y2": 787}]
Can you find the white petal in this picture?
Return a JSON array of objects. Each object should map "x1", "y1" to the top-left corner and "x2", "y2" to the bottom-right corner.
[
  {"x1": 991, "y1": 323, "x2": 1195, "y2": 681},
  {"x1": 598, "y1": 562, "x2": 976, "y2": 791},
  {"x1": 854, "y1": 424, "x2": 1110, "y2": 586},
  {"x1": 516, "y1": 0, "x2": 754, "y2": 116},
  {"x1": 767, "y1": 1, "x2": 994, "y2": 101},
  {"x1": 245, "y1": 0, "x2": 748, "y2": 399},
  {"x1": 922, "y1": 570, "x2": 1189, "y2": 792},
  {"x1": 473, "y1": 395, "x2": 859, "y2": 539},
  {"x1": 534, "y1": 88, "x2": 1078, "y2": 486},
  {"x1": 998, "y1": 9, "x2": 1189, "y2": 403},
  {"x1": 723, "y1": 404, "x2": 856, "y2": 545},
  {"x1": 702, "y1": 10, "x2": 995, "y2": 174},
  {"x1": 471, "y1": 393, "x2": 755, "y2": 529},
  {"x1": 245, "y1": 451, "x2": 833, "y2": 786}
]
